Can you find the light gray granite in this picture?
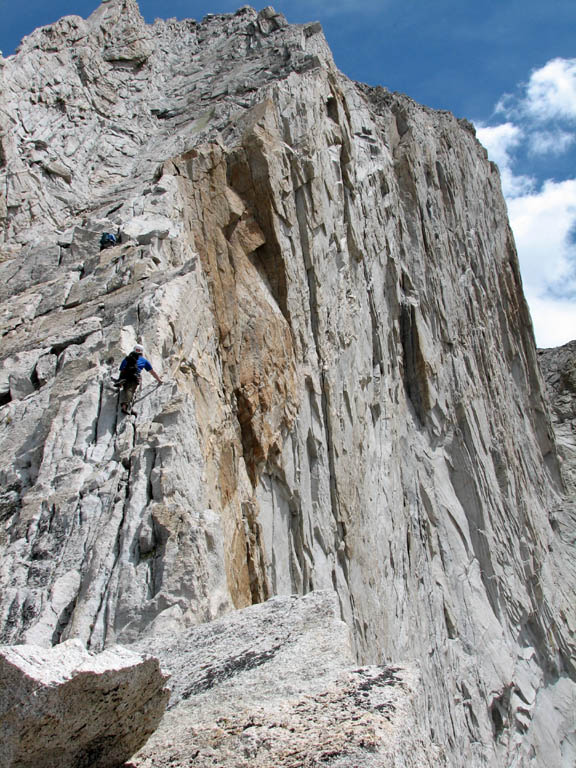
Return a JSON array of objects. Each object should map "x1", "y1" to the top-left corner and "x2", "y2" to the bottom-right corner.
[
  {"x1": 0, "y1": 639, "x2": 169, "y2": 768},
  {"x1": 0, "y1": 2, "x2": 574, "y2": 765},
  {"x1": 130, "y1": 591, "x2": 442, "y2": 768}
]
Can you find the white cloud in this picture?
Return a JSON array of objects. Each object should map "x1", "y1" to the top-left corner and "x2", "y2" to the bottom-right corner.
[
  {"x1": 476, "y1": 58, "x2": 576, "y2": 347},
  {"x1": 523, "y1": 58, "x2": 576, "y2": 123},
  {"x1": 528, "y1": 129, "x2": 575, "y2": 156},
  {"x1": 496, "y1": 58, "x2": 576, "y2": 125},
  {"x1": 507, "y1": 179, "x2": 576, "y2": 289},
  {"x1": 523, "y1": 292, "x2": 576, "y2": 348},
  {"x1": 476, "y1": 122, "x2": 522, "y2": 165},
  {"x1": 475, "y1": 122, "x2": 534, "y2": 197},
  {"x1": 507, "y1": 180, "x2": 576, "y2": 346}
]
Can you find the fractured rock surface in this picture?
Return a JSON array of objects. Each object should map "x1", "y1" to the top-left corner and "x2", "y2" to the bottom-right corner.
[
  {"x1": 0, "y1": 639, "x2": 169, "y2": 768},
  {"x1": 129, "y1": 591, "x2": 442, "y2": 768},
  {"x1": 539, "y1": 341, "x2": 576, "y2": 477},
  {"x1": 0, "y1": 2, "x2": 575, "y2": 766}
]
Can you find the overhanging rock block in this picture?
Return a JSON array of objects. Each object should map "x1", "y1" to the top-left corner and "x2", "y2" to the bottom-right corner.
[
  {"x1": 0, "y1": 639, "x2": 170, "y2": 768},
  {"x1": 121, "y1": 215, "x2": 177, "y2": 244}
]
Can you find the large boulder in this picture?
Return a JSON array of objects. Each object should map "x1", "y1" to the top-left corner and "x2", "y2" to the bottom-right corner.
[
  {"x1": 129, "y1": 591, "x2": 441, "y2": 767},
  {"x1": 0, "y1": 639, "x2": 169, "y2": 768}
]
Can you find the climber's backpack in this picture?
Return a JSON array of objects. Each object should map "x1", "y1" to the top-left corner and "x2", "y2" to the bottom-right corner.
[
  {"x1": 121, "y1": 351, "x2": 141, "y2": 386},
  {"x1": 100, "y1": 232, "x2": 117, "y2": 250}
]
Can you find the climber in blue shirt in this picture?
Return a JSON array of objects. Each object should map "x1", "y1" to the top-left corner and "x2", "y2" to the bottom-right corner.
[{"x1": 117, "y1": 344, "x2": 162, "y2": 414}]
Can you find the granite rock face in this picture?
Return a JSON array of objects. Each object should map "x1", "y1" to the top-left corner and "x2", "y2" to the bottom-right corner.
[
  {"x1": 129, "y1": 591, "x2": 442, "y2": 768},
  {"x1": 539, "y1": 341, "x2": 576, "y2": 473},
  {"x1": 0, "y1": 2, "x2": 575, "y2": 766},
  {"x1": 0, "y1": 639, "x2": 169, "y2": 768},
  {"x1": 537, "y1": 341, "x2": 576, "y2": 701}
]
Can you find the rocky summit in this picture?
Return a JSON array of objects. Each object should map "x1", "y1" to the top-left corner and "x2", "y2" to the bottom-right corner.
[{"x1": 0, "y1": 1, "x2": 575, "y2": 766}]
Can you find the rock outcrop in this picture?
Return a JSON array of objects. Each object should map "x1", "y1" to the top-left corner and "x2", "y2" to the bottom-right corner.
[
  {"x1": 0, "y1": 2, "x2": 575, "y2": 766},
  {"x1": 130, "y1": 591, "x2": 441, "y2": 768},
  {"x1": 539, "y1": 341, "x2": 576, "y2": 474},
  {"x1": 0, "y1": 639, "x2": 169, "y2": 768},
  {"x1": 537, "y1": 341, "x2": 576, "y2": 692}
]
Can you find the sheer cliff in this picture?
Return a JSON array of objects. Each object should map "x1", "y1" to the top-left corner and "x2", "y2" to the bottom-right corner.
[{"x1": 0, "y1": 2, "x2": 575, "y2": 765}]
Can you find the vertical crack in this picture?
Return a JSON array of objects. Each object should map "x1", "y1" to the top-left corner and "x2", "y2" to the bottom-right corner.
[
  {"x1": 363, "y1": 260, "x2": 384, "y2": 376},
  {"x1": 242, "y1": 500, "x2": 270, "y2": 604},
  {"x1": 92, "y1": 380, "x2": 105, "y2": 446},
  {"x1": 88, "y1": 422, "x2": 138, "y2": 648},
  {"x1": 51, "y1": 594, "x2": 78, "y2": 645},
  {"x1": 293, "y1": 177, "x2": 348, "y2": 602}
]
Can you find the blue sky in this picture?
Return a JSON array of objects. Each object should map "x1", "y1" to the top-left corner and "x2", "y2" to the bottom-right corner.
[{"x1": 2, "y1": 0, "x2": 575, "y2": 347}]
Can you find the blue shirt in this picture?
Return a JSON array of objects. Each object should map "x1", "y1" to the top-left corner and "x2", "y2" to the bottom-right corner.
[{"x1": 120, "y1": 355, "x2": 153, "y2": 373}]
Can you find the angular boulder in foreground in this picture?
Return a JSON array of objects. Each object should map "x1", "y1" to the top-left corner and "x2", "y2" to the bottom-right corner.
[{"x1": 0, "y1": 639, "x2": 169, "y2": 768}]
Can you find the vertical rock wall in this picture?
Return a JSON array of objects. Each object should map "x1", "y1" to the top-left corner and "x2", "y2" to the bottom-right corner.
[{"x1": 0, "y1": 2, "x2": 574, "y2": 765}]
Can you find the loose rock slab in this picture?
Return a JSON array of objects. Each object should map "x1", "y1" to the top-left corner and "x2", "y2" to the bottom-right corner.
[
  {"x1": 0, "y1": 639, "x2": 169, "y2": 768},
  {"x1": 129, "y1": 591, "x2": 441, "y2": 767}
]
